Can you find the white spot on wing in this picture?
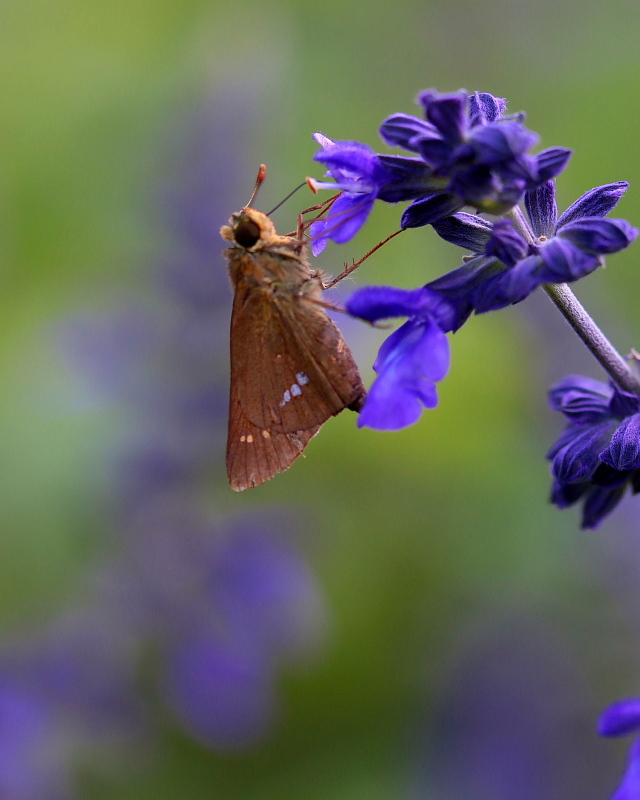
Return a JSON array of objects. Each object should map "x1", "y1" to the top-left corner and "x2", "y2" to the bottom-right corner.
[{"x1": 279, "y1": 379, "x2": 306, "y2": 406}]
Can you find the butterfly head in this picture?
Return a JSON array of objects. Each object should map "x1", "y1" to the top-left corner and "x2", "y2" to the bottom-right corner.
[{"x1": 220, "y1": 207, "x2": 277, "y2": 251}]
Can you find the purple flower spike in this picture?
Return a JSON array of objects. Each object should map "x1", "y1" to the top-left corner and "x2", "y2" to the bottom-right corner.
[
  {"x1": 311, "y1": 89, "x2": 568, "y2": 245},
  {"x1": 346, "y1": 286, "x2": 452, "y2": 430},
  {"x1": 428, "y1": 176, "x2": 637, "y2": 315},
  {"x1": 546, "y1": 375, "x2": 640, "y2": 527}
]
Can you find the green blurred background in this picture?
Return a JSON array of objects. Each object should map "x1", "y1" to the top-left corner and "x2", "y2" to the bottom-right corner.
[{"x1": 2, "y1": 0, "x2": 640, "y2": 797}]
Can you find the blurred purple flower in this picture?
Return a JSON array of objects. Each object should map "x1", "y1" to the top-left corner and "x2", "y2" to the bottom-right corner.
[
  {"x1": 0, "y1": 684, "x2": 70, "y2": 800},
  {"x1": 417, "y1": 613, "x2": 610, "y2": 800},
  {"x1": 211, "y1": 516, "x2": 326, "y2": 659},
  {"x1": 2, "y1": 85, "x2": 328, "y2": 796},
  {"x1": 599, "y1": 698, "x2": 640, "y2": 799},
  {"x1": 109, "y1": 501, "x2": 324, "y2": 750},
  {"x1": 164, "y1": 632, "x2": 275, "y2": 749}
]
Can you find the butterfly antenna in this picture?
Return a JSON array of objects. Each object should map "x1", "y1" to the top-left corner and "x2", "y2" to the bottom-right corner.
[
  {"x1": 266, "y1": 182, "x2": 308, "y2": 216},
  {"x1": 245, "y1": 164, "x2": 267, "y2": 208}
]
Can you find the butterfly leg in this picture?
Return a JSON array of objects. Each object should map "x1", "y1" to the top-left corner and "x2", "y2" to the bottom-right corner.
[{"x1": 322, "y1": 228, "x2": 404, "y2": 289}]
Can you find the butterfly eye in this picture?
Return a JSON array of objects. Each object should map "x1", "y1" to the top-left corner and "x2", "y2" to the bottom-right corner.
[{"x1": 234, "y1": 220, "x2": 261, "y2": 248}]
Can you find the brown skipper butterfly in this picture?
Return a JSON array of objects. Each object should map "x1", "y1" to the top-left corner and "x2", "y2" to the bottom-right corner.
[{"x1": 221, "y1": 166, "x2": 366, "y2": 491}]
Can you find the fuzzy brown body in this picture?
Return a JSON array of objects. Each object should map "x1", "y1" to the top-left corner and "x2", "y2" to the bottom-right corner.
[{"x1": 221, "y1": 207, "x2": 365, "y2": 491}]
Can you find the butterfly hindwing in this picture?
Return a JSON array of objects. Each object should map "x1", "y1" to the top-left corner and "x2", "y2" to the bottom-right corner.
[{"x1": 226, "y1": 385, "x2": 320, "y2": 491}]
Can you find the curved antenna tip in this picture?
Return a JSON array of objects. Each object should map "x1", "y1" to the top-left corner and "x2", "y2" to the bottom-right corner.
[{"x1": 246, "y1": 165, "x2": 267, "y2": 208}]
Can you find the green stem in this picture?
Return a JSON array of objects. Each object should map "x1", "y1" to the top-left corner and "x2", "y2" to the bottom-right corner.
[{"x1": 543, "y1": 282, "x2": 640, "y2": 394}]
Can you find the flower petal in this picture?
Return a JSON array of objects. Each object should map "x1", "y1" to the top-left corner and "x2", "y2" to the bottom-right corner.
[
  {"x1": 468, "y1": 92, "x2": 506, "y2": 124},
  {"x1": 309, "y1": 219, "x2": 328, "y2": 256},
  {"x1": 548, "y1": 375, "x2": 612, "y2": 421},
  {"x1": 418, "y1": 90, "x2": 468, "y2": 144},
  {"x1": 357, "y1": 370, "x2": 434, "y2": 430},
  {"x1": 401, "y1": 193, "x2": 464, "y2": 229},
  {"x1": 469, "y1": 120, "x2": 539, "y2": 165},
  {"x1": 375, "y1": 155, "x2": 435, "y2": 202},
  {"x1": 581, "y1": 483, "x2": 627, "y2": 529},
  {"x1": 538, "y1": 237, "x2": 600, "y2": 282},
  {"x1": 550, "y1": 420, "x2": 612, "y2": 483},
  {"x1": 592, "y1": 461, "x2": 630, "y2": 487},
  {"x1": 425, "y1": 257, "x2": 501, "y2": 330},
  {"x1": 610, "y1": 386, "x2": 640, "y2": 419},
  {"x1": 550, "y1": 478, "x2": 589, "y2": 508},
  {"x1": 346, "y1": 286, "x2": 438, "y2": 323},
  {"x1": 556, "y1": 181, "x2": 630, "y2": 228},
  {"x1": 449, "y1": 164, "x2": 526, "y2": 214},
  {"x1": 598, "y1": 697, "x2": 640, "y2": 736},
  {"x1": 472, "y1": 255, "x2": 542, "y2": 313},
  {"x1": 358, "y1": 317, "x2": 450, "y2": 430},
  {"x1": 314, "y1": 140, "x2": 384, "y2": 185},
  {"x1": 609, "y1": 736, "x2": 640, "y2": 800},
  {"x1": 312, "y1": 192, "x2": 375, "y2": 249},
  {"x1": 379, "y1": 113, "x2": 439, "y2": 152},
  {"x1": 534, "y1": 147, "x2": 572, "y2": 182},
  {"x1": 431, "y1": 212, "x2": 493, "y2": 252},
  {"x1": 485, "y1": 219, "x2": 529, "y2": 267},
  {"x1": 559, "y1": 217, "x2": 638, "y2": 256},
  {"x1": 524, "y1": 180, "x2": 558, "y2": 238},
  {"x1": 600, "y1": 413, "x2": 640, "y2": 470}
]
